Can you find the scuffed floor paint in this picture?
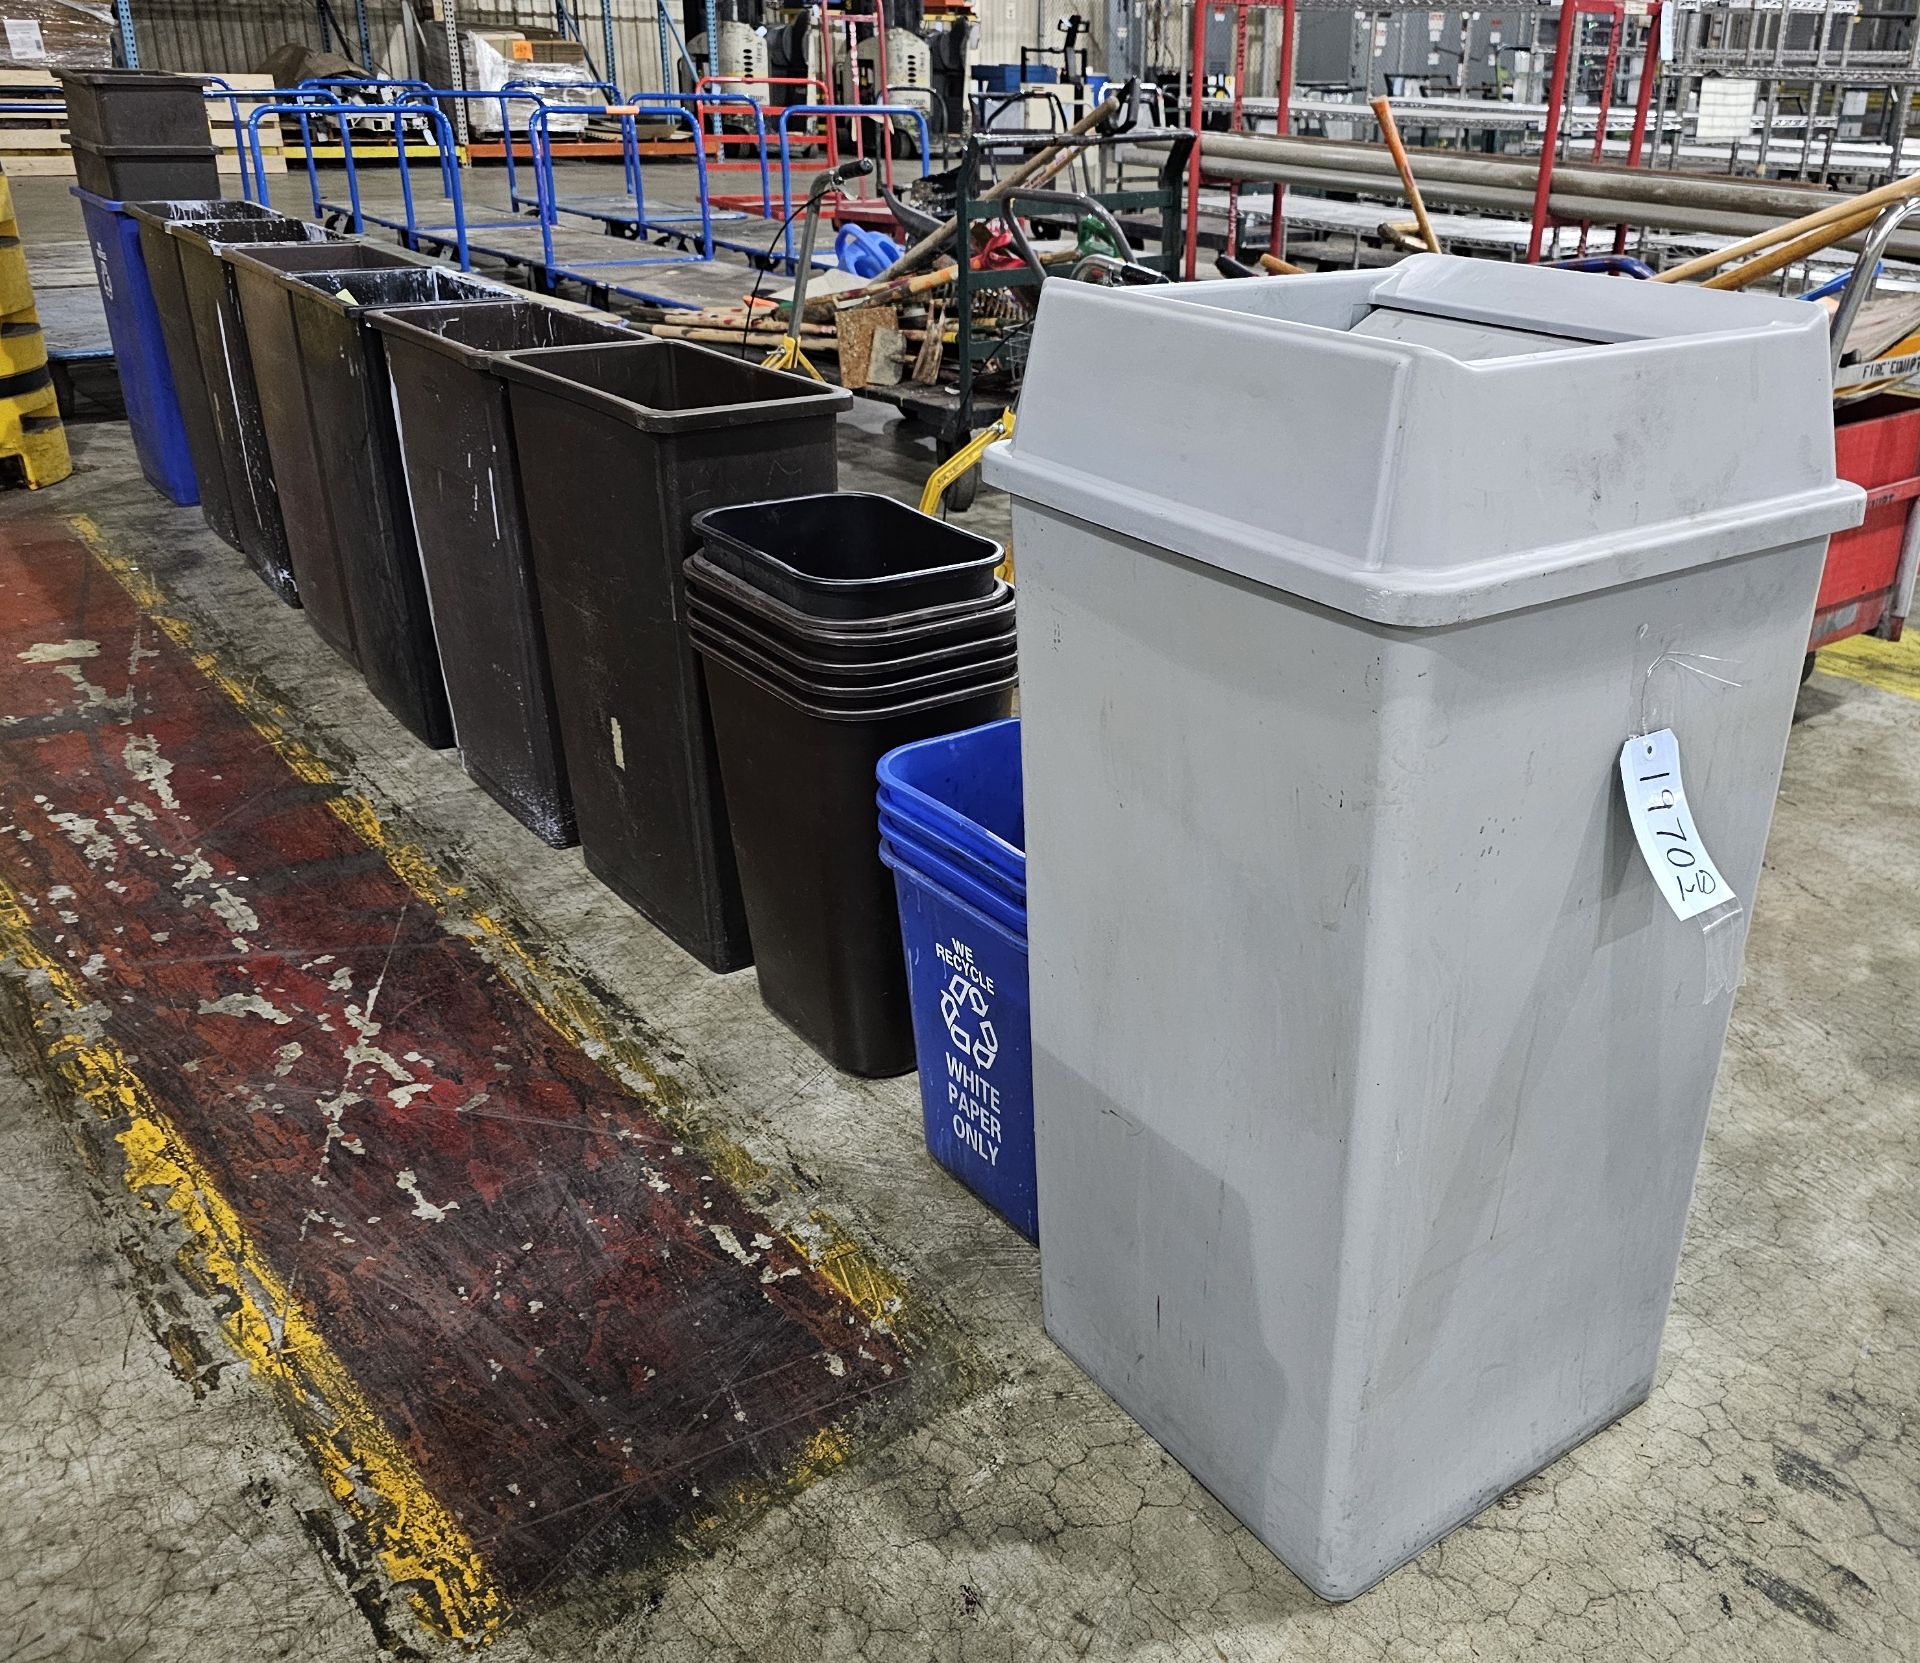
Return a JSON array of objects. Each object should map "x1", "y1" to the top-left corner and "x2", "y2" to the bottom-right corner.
[
  {"x1": 0, "y1": 518, "x2": 918, "y2": 1640},
  {"x1": 1816, "y1": 626, "x2": 1920, "y2": 702}
]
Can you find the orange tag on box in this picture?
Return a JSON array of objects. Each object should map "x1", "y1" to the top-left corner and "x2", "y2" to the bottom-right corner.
[{"x1": 510, "y1": 39, "x2": 534, "y2": 58}]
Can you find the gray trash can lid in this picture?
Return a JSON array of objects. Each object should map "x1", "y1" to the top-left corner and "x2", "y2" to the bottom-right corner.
[{"x1": 984, "y1": 255, "x2": 1865, "y2": 627}]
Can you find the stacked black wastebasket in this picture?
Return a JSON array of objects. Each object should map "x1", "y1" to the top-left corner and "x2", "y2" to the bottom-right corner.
[{"x1": 686, "y1": 493, "x2": 1017, "y2": 1077}]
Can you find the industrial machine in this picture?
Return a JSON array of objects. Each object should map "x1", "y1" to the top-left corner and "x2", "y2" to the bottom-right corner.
[
  {"x1": 684, "y1": 0, "x2": 773, "y2": 105},
  {"x1": 857, "y1": 0, "x2": 935, "y2": 138}
]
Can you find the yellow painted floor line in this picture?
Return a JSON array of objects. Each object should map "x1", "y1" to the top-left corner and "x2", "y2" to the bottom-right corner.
[
  {"x1": 1817, "y1": 626, "x2": 1920, "y2": 702},
  {"x1": 0, "y1": 878, "x2": 509, "y2": 1643}
]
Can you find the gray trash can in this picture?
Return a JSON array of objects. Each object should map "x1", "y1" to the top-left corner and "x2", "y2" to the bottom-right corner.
[{"x1": 983, "y1": 257, "x2": 1864, "y2": 1599}]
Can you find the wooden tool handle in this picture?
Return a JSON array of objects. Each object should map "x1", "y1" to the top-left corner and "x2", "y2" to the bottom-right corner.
[{"x1": 1370, "y1": 96, "x2": 1441, "y2": 255}]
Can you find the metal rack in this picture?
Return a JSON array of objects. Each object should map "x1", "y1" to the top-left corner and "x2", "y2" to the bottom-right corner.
[
  {"x1": 1656, "y1": 0, "x2": 1920, "y2": 181},
  {"x1": 875, "y1": 131, "x2": 1190, "y2": 461}
]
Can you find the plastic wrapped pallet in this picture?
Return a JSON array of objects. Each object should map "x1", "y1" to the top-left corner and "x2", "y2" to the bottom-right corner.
[
  {"x1": 0, "y1": 1, "x2": 111, "y2": 69},
  {"x1": 464, "y1": 31, "x2": 593, "y2": 137}
]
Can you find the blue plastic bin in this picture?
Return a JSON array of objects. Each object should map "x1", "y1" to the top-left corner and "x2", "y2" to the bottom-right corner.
[
  {"x1": 878, "y1": 801, "x2": 1023, "y2": 903},
  {"x1": 876, "y1": 716, "x2": 1024, "y2": 884},
  {"x1": 881, "y1": 816, "x2": 1025, "y2": 934},
  {"x1": 73, "y1": 187, "x2": 199, "y2": 505},
  {"x1": 878, "y1": 717, "x2": 1034, "y2": 1240},
  {"x1": 971, "y1": 63, "x2": 1022, "y2": 92},
  {"x1": 880, "y1": 844, "x2": 1034, "y2": 1240}
]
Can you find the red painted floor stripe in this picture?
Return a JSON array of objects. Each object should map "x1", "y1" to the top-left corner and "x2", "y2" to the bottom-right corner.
[{"x1": 0, "y1": 521, "x2": 906, "y2": 1596}]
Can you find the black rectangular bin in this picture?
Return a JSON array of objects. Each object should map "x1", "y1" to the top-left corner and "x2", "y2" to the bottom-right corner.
[
  {"x1": 493, "y1": 340, "x2": 850, "y2": 972},
  {"x1": 128, "y1": 198, "x2": 282, "y2": 549},
  {"x1": 693, "y1": 630, "x2": 1017, "y2": 1075},
  {"x1": 276, "y1": 265, "x2": 519, "y2": 749},
  {"x1": 168, "y1": 213, "x2": 347, "y2": 606},
  {"x1": 74, "y1": 142, "x2": 219, "y2": 201},
  {"x1": 57, "y1": 70, "x2": 211, "y2": 147},
  {"x1": 372, "y1": 300, "x2": 634, "y2": 847},
  {"x1": 223, "y1": 242, "x2": 430, "y2": 669},
  {"x1": 695, "y1": 493, "x2": 1003, "y2": 619}
]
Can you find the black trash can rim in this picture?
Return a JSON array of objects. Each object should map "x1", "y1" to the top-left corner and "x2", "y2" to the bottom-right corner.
[
  {"x1": 221, "y1": 242, "x2": 432, "y2": 286},
  {"x1": 692, "y1": 619, "x2": 1018, "y2": 710},
  {"x1": 692, "y1": 611, "x2": 1017, "y2": 694},
  {"x1": 369, "y1": 299, "x2": 632, "y2": 368},
  {"x1": 166, "y1": 220, "x2": 341, "y2": 254},
  {"x1": 693, "y1": 491, "x2": 1003, "y2": 613},
  {"x1": 74, "y1": 140, "x2": 217, "y2": 163},
  {"x1": 494, "y1": 336, "x2": 852, "y2": 434},
  {"x1": 125, "y1": 197, "x2": 280, "y2": 230},
  {"x1": 695, "y1": 632, "x2": 1019, "y2": 724},
  {"x1": 684, "y1": 551, "x2": 1015, "y2": 639},
  {"x1": 687, "y1": 591, "x2": 1015, "y2": 680},
  {"x1": 282, "y1": 266, "x2": 521, "y2": 315},
  {"x1": 58, "y1": 68, "x2": 210, "y2": 87}
]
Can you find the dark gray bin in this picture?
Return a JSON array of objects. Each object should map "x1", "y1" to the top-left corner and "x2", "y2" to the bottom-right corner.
[
  {"x1": 372, "y1": 299, "x2": 634, "y2": 846},
  {"x1": 128, "y1": 197, "x2": 281, "y2": 549},
  {"x1": 493, "y1": 339, "x2": 851, "y2": 972},
  {"x1": 222, "y1": 241, "x2": 430, "y2": 669},
  {"x1": 167, "y1": 213, "x2": 346, "y2": 605},
  {"x1": 56, "y1": 71, "x2": 211, "y2": 148},
  {"x1": 274, "y1": 265, "x2": 519, "y2": 749}
]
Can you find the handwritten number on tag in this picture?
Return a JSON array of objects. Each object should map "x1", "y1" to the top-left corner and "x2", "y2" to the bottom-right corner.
[{"x1": 1618, "y1": 729, "x2": 1736, "y2": 922}]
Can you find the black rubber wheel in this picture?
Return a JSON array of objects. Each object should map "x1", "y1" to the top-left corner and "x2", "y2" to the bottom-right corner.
[
  {"x1": 945, "y1": 462, "x2": 980, "y2": 513},
  {"x1": 932, "y1": 433, "x2": 981, "y2": 513},
  {"x1": 1801, "y1": 651, "x2": 1818, "y2": 684}
]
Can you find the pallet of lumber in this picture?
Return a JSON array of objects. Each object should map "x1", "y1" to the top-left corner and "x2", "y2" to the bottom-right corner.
[
  {"x1": 0, "y1": 69, "x2": 70, "y2": 177},
  {"x1": 203, "y1": 72, "x2": 286, "y2": 176},
  {"x1": 0, "y1": 69, "x2": 286, "y2": 179}
]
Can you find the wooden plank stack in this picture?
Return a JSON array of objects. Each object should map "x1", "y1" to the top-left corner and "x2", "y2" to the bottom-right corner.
[
  {"x1": 0, "y1": 70, "x2": 73, "y2": 178},
  {"x1": 204, "y1": 73, "x2": 287, "y2": 177},
  {"x1": 0, "y1": 70, "x2": 285, "y2": 181}
]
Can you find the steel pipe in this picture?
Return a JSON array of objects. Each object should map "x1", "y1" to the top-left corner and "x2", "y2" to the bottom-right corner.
[
  {"x1": 1159, "y1": 130, "x2": 1901, "y2": 221},
  {"x1": 1161, "y1": 143, "x2": 1920, "y2": 259}
]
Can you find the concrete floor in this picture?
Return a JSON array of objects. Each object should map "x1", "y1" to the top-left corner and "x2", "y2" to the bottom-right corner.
[{"x1": 1, "y1": 170, "x2": 1917, "y2": 1662}]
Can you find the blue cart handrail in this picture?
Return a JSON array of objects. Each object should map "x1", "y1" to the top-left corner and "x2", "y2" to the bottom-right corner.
[
  {"x1": 243, "y1": 100, "x2": 470, "y2": 269},
  {"x1": 392, "y1": 86, "x2": 592, "y2": 222},
  {"x1": 529, "y1": 99, "x2": 714, "y2": 282},
  {"x1": 643, "y1": 88, "x2": 774, "y2": 220},
  {"x1": 775, "y1": 103, "x2": 932, "y2": 264},
  {"x1": 200, "y1": 78, "x2": 350, "y2": 199},
  {"x1": 490, "y1": 79, "x2": 623, "y2": 212}
]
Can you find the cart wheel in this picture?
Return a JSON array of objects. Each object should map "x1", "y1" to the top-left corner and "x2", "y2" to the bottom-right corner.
[
  {"x1": 1801, "y1": 651, "x2": 1818, "y2": 684},
  {"x1": 931, "y1": 433, "x2": 979, "y2": 511},
  {"x1": 945, "y1": 463, "x2": 980, "y2": 513}
]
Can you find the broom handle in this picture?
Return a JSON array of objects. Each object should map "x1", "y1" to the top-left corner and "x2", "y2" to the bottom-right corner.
[{"x1": 1657, "y1": 172, "x2": 1920, "y2": 284}]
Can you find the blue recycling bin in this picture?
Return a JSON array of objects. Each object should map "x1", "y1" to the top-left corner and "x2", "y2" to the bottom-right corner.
[
  {"x1": 877, "y1": 715, "x2": 1024, "y2": 883},
  {"x1": 878, "y1": 718, "x2": 1034, "y2": 1240},
  {"x1": 877, "y1": 810, "x2": 1024, "y2": 933},
  {"x1": 72, "y1": 186, "x2": 198, "y2": 505}
]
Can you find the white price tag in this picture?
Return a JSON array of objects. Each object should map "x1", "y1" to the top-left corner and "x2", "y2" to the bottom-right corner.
[{"x1": 1619, "y1": 729, "x2": 1736, "y2": 921}]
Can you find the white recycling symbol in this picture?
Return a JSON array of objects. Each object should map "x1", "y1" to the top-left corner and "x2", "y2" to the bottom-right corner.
[{"x1": 940, "y1": 971, "x2": 999, "y2": 1070}]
